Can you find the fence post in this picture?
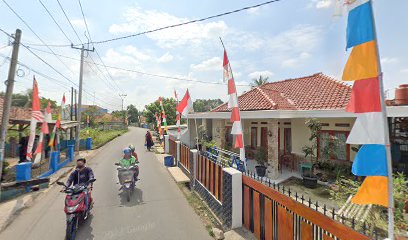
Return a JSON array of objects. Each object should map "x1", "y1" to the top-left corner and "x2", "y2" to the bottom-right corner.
[
  {"x1": 67, "y1": 145, "x2": 74, "y2": 161},
  {"x1": 175, "y1": 141, "x2": 180, "y2": 167},
  {"x1": 16, "y1": 162, "x2": 32, "y2": 181},
  {"x1": 164, "y1": 135, "x2": 169, "y2": 154},
  {"x1": 50, "y1": 151, "x2": 59, "y2": 173},
  {"x1": 222, "y1": 167, "x2": 242, "y2": 230},
  {"x1": 190, "y1": 149, "x2": 198, "y2": 187}
]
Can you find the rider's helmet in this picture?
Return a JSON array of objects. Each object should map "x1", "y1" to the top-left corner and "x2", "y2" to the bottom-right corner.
[
  {"x1": 128, "y1": 144, "x2": 135, "y2": 152},
  {"x1": 123, "y1": 148, "x2": 131, "y2": 155}
]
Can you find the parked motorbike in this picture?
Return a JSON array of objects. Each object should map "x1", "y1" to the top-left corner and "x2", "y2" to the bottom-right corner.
[
  {"x1": 57, "y1": 178, "x2": 96, "y2": 240},
  {"x1": 116, "y1": 163, "x2": 138, "y2": 202}
]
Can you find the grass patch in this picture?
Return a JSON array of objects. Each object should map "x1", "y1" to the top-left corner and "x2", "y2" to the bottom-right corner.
[
  {"x1": 80, "y1": 128, "x2": 128, "y2": 149},
  {"x1": 177, "y1": 183, "x2": 221, "y2": 238}
]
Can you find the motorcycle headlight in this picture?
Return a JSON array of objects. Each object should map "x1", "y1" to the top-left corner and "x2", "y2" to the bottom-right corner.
[{"x1": 67, "y1": 205, "x2": 79, "y2": 213}]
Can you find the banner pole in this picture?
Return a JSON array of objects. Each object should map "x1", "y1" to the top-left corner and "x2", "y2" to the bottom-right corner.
[{"x1": 369, "y1": 1, "x2": 394, "y2": 238}]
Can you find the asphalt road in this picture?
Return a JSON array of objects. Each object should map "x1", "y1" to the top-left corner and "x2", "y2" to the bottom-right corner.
[{"x1": 0, "y1": 127, "x2": 211, "y2": 240}]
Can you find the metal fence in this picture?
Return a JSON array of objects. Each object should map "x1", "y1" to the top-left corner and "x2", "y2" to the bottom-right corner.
[{"x1": 242, "y1": 172, "x2": 380, "y2": 240}]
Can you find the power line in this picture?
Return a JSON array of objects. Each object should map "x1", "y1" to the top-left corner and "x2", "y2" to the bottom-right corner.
[
  {"x1": 26, "y1": 0, "x2": 283, "y2": 47},
  {"x1": 77, "y1": 0, "x2": 124, "y2": 93},
  {"x1": 25, "y1": 46, "x2": 251, "y2": 86},
  {"x1": 1, "y1": 0, "x2": 77, "y2": 77},
  {"x1": 56, "y1": 0, "x2": 83, "y2": 43},
  {"x1": 38, "y1": 0, "x2": 73, "y2": 44}
]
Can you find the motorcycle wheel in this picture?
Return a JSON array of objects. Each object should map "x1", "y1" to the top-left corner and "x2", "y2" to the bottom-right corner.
[
  {"x1": 66, "y1": 217, "x2": 78, "y2": 240},
  {"x1": 127, "y1": 189, "x2": 131, "y2": 202}
]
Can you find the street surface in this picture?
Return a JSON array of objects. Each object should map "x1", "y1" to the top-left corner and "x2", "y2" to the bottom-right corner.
[{"x1": 0, "y1": 127, "x2": 211, "y2": 240}]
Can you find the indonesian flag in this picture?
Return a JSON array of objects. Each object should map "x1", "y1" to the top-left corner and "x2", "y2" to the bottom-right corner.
[
  {"x1": 33, "y1": 120, "x2": 49, "y2": 164},
  {"x1": 49, "y1": 94, "x2": 65, "y2": 147},
  {"x1": 176, "y1": 89, "x2": 193, "y2": 117},
  {"x1": 155, "y1": 113, "x2": 163, "y2": 140},
  {"x1": 223, "y1": 49, "x2": 246, "y2": 164},
  {"x1": 44, "y1": 101, "x2": 52, "y2": 123},
  {"x1": 26, "y1": 77, "x2": 44, "y2": 161},
  {"x1": 176, "y1": 113, "x2": 181, "y2": 140},
  {"x1": 158, "y1": 97, "x2": 168, "y2": 132}
]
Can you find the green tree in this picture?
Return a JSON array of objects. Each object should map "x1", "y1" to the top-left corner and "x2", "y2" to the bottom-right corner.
[
  {"x1": 81, "y1": 106, "x2": 99, "y2": 126},
  {"x1": 126, "y1": 104, "x2": 139, "y2": 124},
  {"x1": 193, "y1": 99, "x2": 223, "y2": 112},
  {"x1": 250, "y1": 75, "x2": 269, "y2": 88},
  {"x1": 144, "y1": 98, "x2": 176, "y2": 125}
]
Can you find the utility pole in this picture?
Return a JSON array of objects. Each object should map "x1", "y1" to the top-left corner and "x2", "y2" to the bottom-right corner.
[
  {"x1": 119, "y1": 94, "x2": 127, "y2": 111},
  {"x1": 0, "y1": 29, "x2": 21, "y2": 183},
  {"x1": 70, "y1": 87, "x2": 74, "y2": 140},
  {"x1": 119, "y1": 94, "x2": 127, "y2": 125},
  {"x1": 72, "y1": 44, "x2": 94, "y2": 152},
  {"x1": 74, "y1": 89, "x2": 77, "y2": 121}
]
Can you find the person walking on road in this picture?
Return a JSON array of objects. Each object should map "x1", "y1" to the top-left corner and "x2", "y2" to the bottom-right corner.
[{"x1": 145, "y1": 131, "x2": 154, "y2": 151}]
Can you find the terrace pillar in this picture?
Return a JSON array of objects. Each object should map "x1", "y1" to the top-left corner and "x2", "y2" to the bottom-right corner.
[{"x1": 267, "y1": 119, "x2": 279, "y2": 179}]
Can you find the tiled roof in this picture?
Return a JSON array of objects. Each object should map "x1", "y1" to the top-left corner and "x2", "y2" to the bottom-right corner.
[{"x1": 212, "y1": 73, "x2": 351, "y2": 112}]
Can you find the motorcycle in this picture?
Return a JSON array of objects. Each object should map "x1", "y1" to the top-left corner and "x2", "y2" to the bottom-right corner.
[
  {"x1": 116, "y1": 163, "x2": 138, "y2": 202},
  {"x1": 57, "y1": 178, "x2": 96, "y2": 240}
]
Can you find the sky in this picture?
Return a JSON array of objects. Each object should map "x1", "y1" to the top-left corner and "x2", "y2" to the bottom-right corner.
[{"x1": 0, "y1": 0, "x2": 407, "y2": 111}]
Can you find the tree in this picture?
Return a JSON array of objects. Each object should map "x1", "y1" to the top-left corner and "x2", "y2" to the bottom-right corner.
[
  {"x1": 126, "y1": 104, "x2": 139, "y2": 124},
  {"x1": 1, "y1": 89, "x2": 57, "y2": 109},
  {"x1": 81, "y1": 106, "x2": 99, "y2": 126},
  {"x1": 144, "y1": 98, "x2": 176, "y2": 125},
  {"x1": 251, "y1": 75, "x2": 269, "y2": 88},
  {"x1": 193, "y1": 99, "x2": 223, "y2": 112}
]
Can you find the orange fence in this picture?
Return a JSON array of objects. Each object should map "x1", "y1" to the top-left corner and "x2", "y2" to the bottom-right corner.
[
  {"x1": 196, "y1": 153, "x2": 223, "y2": 202},
  {"x1": 169, "y1": 138, "x2": 176, "y2": 159},
  {"x1": 180, "y1": 144, "x2": 190, "y2": 172},
  {"x1": 242, "y1": 175, "x2": 370, "y2": 240}
]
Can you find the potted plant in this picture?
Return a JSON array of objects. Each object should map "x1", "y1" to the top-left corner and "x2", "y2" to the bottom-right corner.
[
  {"x1": 254, "y1": 147, "x2": 268, "y2": 177},
  {"x1": 301, "y1": 118, "x2": 322, "y2": 188}
]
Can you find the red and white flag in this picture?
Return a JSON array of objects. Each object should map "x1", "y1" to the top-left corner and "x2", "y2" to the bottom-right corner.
[
  {"x1": 26, "y1": 77, "x2": 44, "y2": 161},
  {"x1": 33, "y1": 120, "x2": 50, "y2": 164},
  {"x1": 176, "y1": 89, "x2": 194, "y2": 117},
  {"x1": 223, "y1": 49, "x2": 246, "y2": 165}
]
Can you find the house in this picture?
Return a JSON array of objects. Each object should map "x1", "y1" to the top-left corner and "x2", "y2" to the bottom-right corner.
[
  {"x1": 186, "y1": 73, "x2": 408, "y2": 179},
  {"x1": 79, "y1": 104, "x2": 108, "y2": 115}
]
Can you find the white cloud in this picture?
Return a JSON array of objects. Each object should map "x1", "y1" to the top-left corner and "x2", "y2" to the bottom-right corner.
[
  {"x1": 281, "y1": 52, "x2": 311, "y2": 68},
  {"x1": 310, "y1": 0, "x2": 332, "y2": 9},
  {"x1": 248, "y1": 71, "x2": 274, "y2": 79},
  {"x1": 157, "y1": 52, "x2": 174, "y2": 63},
  {"x1": 381, "y1": 57, "x2": 398, "y2": 64},
  {"x1": 190, "y1": 57, "x2": 222, "y2": 72},
  {"x1": 109, "y1": 7, "x2": 228, "y2": 48},
  {"x1": 123, "y1": 46, "x2": 151, "y2": 61},
  {"x1": 401, "y1": 69, "x2": 408, "y2": 73},
  {"x1": 71, "y1": 19, "x2": 86, "y2": 29},
  {"x1": 247, "y1": 7, "x2": 260, "y2": 15}
]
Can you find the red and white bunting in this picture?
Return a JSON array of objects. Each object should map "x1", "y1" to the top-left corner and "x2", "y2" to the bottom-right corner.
[
  {"x1": 26, "y1": 77, "x2": 44, "y2": 161},
  {"x1": 223, "y1": 49, "x2": 246, "y2": 164}
]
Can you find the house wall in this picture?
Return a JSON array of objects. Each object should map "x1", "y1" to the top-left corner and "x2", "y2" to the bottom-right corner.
[{"x1": 291, "y1": 117, "x2": 357, "y2": 161}]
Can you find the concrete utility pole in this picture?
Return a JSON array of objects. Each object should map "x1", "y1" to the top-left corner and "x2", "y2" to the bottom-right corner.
[
  {"x1": 119, "y1": 94, "x2": 127, "y2": 111},
  {"x1": 0, "y1": 29, "x2": 21, "y2": 183},
  {"x1": 72, "y1": 44, "x2": 94, "y2": 152}
]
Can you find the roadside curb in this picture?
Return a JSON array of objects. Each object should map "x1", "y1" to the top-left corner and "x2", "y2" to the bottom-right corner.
[{"x1": 0, "y1": 138, "x2": 109, "y2": 233}]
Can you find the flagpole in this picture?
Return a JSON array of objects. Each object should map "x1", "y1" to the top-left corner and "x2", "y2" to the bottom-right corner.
[
  {"x1": 369, "y1": 1, "x2": 394, "y2": 238},
  {"x1": 219, "y1": 37, "x2": 247, "y2": 171}
]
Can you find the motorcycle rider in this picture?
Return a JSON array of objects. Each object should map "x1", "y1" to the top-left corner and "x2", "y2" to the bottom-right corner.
[
  {"x1": 128, "y1": 144, "x2": 139, "y2": 163},
  {"x1": 65, "y1": 158, "x2": 94, "y2": 218},
  {"x1": 119, "y1": 148, "x2": 138, "y2": 182}
]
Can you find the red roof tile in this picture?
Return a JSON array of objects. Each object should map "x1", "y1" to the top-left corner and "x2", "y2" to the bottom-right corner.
[{"x1": 212, "y1": 73, "x2": 351, "y2": 112}]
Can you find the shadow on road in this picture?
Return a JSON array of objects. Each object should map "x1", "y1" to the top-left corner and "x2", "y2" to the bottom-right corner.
[
  {"x1": 118, "y1": 187, "x2": 144, "y2": 207},
  {"x1": 76, "y1": 214, "x2": 95, "y2": 240}
]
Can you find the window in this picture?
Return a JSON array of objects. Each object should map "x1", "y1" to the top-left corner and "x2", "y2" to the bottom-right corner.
[
  {"x1": 251, "y1": 127, "x2": 257, "y2": 148},
  {"x1": 318, "y1": 131, "x2": 349, "y2": 161},
  {"x1": 284, "y1": 128, "x2": 292, "y2": 154}
]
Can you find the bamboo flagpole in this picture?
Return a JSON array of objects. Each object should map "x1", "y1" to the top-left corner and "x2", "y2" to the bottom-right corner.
[
  {"x1": 369, "y1": 1, "x2": 394, "y2": 238},
  {"x1": 219, "y1": 37, "x2": 247, "y2": 170}
]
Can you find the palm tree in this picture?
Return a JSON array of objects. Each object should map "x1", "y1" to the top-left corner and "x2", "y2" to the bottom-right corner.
[{"x1": 251, "y1": 75, "x2": 269, "y2": 88}]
